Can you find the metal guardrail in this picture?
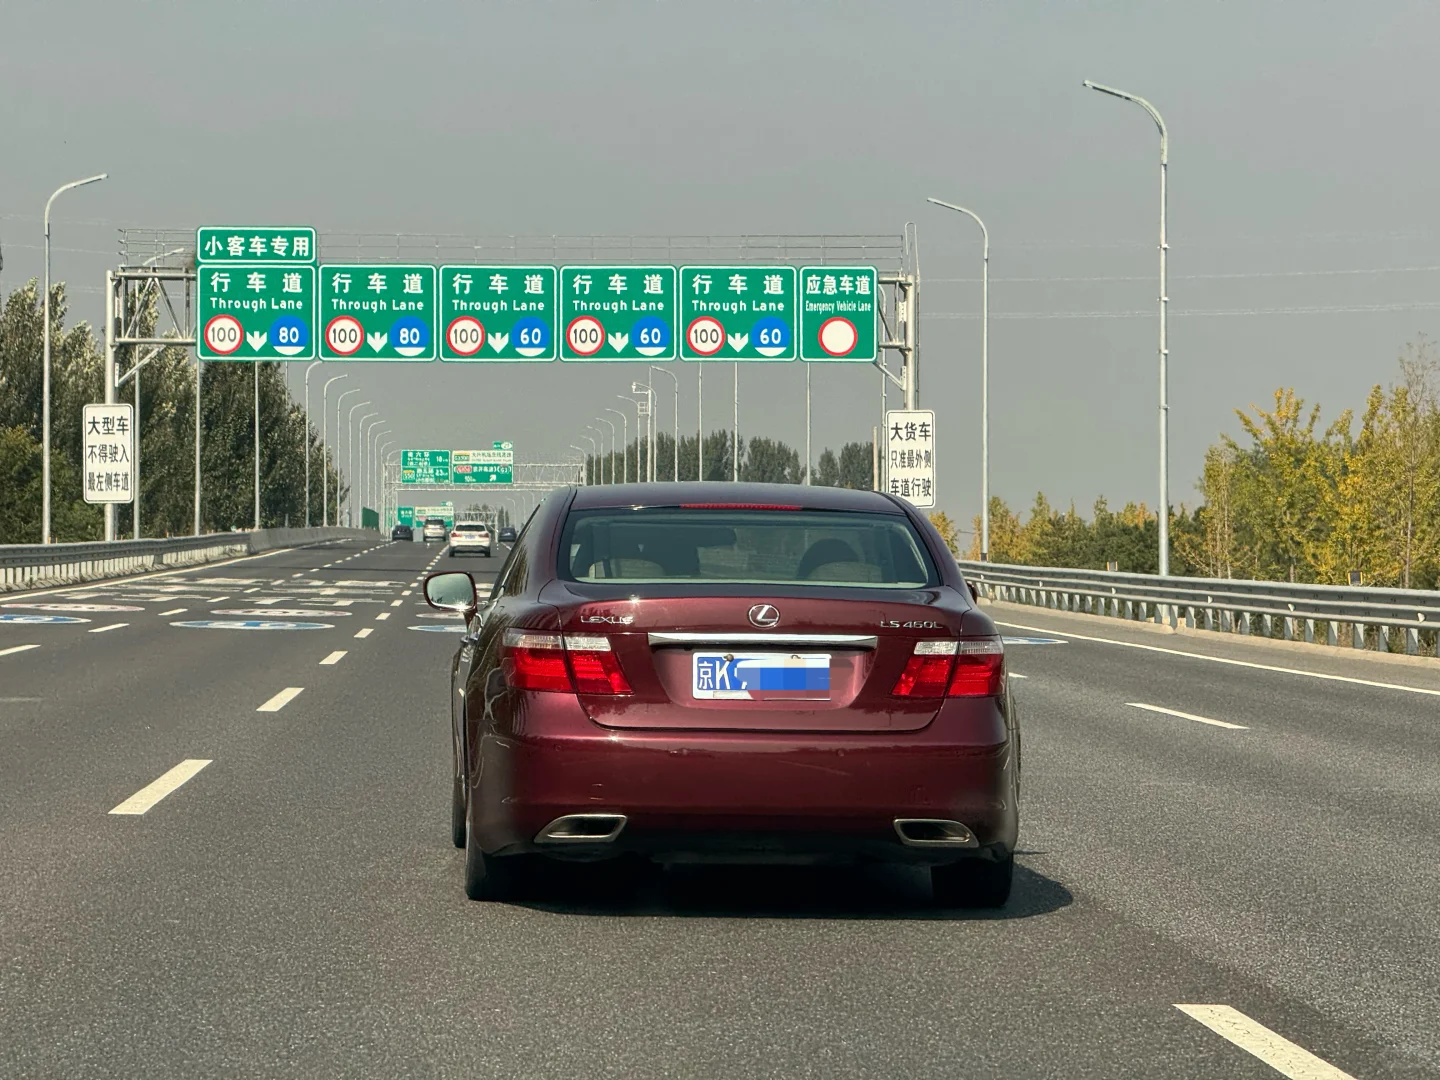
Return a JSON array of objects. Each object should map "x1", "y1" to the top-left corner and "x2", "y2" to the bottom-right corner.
[
  {"x1": 1, "y1": 528, "x2": 376, "y2": 592},
  {"x1": 957, "y1": 560, "x2": 1440, "y2": 658}
]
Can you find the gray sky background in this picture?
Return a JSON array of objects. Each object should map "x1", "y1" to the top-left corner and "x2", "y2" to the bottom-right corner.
[{"x1": 6, "y1": 1, "x2": 1440, "y2": 530}]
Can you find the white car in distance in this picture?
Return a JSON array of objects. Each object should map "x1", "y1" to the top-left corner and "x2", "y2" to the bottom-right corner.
[{"x1": 447, "y1": 522, "x2": 492, "y2": 558}]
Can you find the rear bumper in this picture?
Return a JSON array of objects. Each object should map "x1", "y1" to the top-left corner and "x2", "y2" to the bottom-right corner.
[{"x1": 471, "y1": 696, "x2": 1019, "y2": 864}]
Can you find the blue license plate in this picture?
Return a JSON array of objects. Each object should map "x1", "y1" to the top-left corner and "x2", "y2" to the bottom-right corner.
[{"x1": 691, "y1": 652, "x2": 831, "y2": 700}]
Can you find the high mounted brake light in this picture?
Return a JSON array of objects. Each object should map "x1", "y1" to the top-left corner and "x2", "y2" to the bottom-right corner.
[
  {"x1": 501, "y1": 629, "x2": 633, "y2": 695},
  {"x1": 891, "y1": 638, "x2": 1005, "y2": 698},
  {"x1": 678, "y1": 503, "x2": 803, "y2": 510}
]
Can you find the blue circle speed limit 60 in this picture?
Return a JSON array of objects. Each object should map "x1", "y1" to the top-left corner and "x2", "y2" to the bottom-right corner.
[
  {"x1": 391, "y1": 315, "x2": 431, "y2": 358},
  {"x1": 269, "y1": 314, "x2": 309, "y2": 357},
  {"x1": 752, "y1": 316, "x2": 791, "y2": 358},
  {"x1": 512, "y1": 316, "x2": 550, "y2": 358},
  {"x1": 633, "y1": 315, "x2": 671, "y2": 358}
]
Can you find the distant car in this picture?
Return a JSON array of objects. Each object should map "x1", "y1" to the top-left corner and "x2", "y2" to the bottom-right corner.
[
  {"x1": 498, "y1": 525, "x2": 518, "y2": 543},
  {"x1": 424, "y1": 481, "x2": 1020, "y2": 908},
  {"x1": 447, "y1": 522, "x2": 492, "y2": 557},
  {"x1": 422, "y1": 517, "x2": 448, "y2": 544},
  {"x1": 391, "y1": 524, "x2": 413, "y2": 541}
]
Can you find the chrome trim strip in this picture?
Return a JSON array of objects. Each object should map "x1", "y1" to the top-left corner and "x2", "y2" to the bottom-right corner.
[{"x1": 646, "y1": 632, "x2": 879, "y2": 648}]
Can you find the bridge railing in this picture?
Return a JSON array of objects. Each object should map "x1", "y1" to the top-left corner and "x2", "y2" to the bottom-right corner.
[
  {"x1": 0, "y1": 527, "x2": 376, "y2": 593},
  {"x1": 957, "y1": 560, "x2": 1440, "y2": 658}
]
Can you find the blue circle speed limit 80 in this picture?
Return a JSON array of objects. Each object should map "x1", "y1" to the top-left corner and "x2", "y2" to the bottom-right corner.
[
  {"x1": 269, "y1": 315, "x2": 309, "y2": 357},
  {"x1": 391, "y1": 315, "x2": 431, "y2": 358}
]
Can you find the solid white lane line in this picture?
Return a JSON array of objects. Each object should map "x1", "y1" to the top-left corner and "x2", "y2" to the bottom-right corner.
[
  {"x1": 1127, "y1": 702, "x2": 1248, "y2": 730},
  {"x1": 994, "y1": 619, "x2": 1440, "y2": 699},
  {"x1": 376, "y1": 612, "x2": 390, "y2": 621},
  {"x1": 320, "y1": 650, "x2": 347, "y2": 665},
  {"x1": 1174, "y1": 1005, "x2": 1356, "y2": 1079},
  {"x1": 157, "y1": 608, "x2": 187, "y2": 616},
  {"x1": 355, "y1": 628, "x2": 373, "y2": 639},
  {"x1": 89, "y1": 623, "x2": 129, "y2": 634},
  {"x1": 0, "y1": 644, "x2": 41, "y2": 658},
  {"x1": 390, "y1": 599, "x2": 403, "y2": 607},
  {"x1": 257, "y1": 687, "x2": 304, "y2": 712},
  {"x1": 109, "y1": 759, "x2": 212, "y2": 816}
]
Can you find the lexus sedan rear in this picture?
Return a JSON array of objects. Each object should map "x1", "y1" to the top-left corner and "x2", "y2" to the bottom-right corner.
[{"x1": 425, "y1": 482, "x2": 1020, "y2": 907}]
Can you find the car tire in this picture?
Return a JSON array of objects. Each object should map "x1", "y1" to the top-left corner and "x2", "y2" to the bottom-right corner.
[
  {"x1": 450, "y1": 775, "x2": 466, "y2": 849},
  {"x1": 464, "y1": 828, "x2": 533, "y2": 902},
  {"x1": 931, "y1": 854, "x2": 1013, "y2": 909}
]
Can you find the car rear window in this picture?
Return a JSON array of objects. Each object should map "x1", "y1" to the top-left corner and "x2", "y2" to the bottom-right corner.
[{"x1": 558, "y1": 507, "x2": 937, "y2": 588}]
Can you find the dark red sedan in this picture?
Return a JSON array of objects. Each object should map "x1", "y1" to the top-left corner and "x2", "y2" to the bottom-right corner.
[{"x1": 424, "y1": 482, "x2": 1020, "y2": 907}]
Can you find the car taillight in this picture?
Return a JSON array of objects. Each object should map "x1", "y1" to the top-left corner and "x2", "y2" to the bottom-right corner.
[
  {"x1": 890, "y1": 639, "x2": 1004, "y2": 698},
  {"x1": 501, "y1": 629, "x2": 632, "y2": 695}
]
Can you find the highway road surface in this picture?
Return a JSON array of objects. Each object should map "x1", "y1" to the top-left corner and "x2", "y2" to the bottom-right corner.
[{"x1": 1, "y1": 537, "x2": 1436, "y2": 1078}]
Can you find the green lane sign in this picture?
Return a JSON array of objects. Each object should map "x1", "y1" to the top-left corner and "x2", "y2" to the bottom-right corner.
[
  {"x1": 560, "y1": 266, "x2": 677, "y2": 361},
  {"x1": 197, "y1": 227, "x2": 316, "y2": 264},
  {"x1": 680, "y1": 266, "x2": 796, "y2": 361},
  {"x1": 493, "y1": 440, "x2": 513, "y2": 450},
  {"x1": 799, "y1": 266, "x2": 878, "y2": 362},
  {"x1": 197, "y1": 264, "x2": 316, "y2": 361},
  {"x1": 319, "y1": 265, "x2": 437, "y2": 361},
  {"x1": 401, "y1": 449, "x2": 451, "y2": 484},
  {"x1": 440, "y1": 266, "x2": 557, "y2": 362},
  {"x1": 397, "y1": 506, "x2": 414, "y2": 526},
  {"x1": 451, "y1": 449, "x2": 513, "y2": 484},
  {"x1": 414, "y1": 503, "x2": 454, "y2": 528}
]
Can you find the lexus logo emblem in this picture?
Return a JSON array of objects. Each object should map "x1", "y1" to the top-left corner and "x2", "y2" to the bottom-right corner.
[{"x1": 748, "y1": 604, "x2": 780, "y2": 628}]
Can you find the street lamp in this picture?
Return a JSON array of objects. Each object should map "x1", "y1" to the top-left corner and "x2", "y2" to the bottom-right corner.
[
  {"x1": 621, "y1": 392, "x2": 649, "y2": 481},
  {"x1": 928, "y1": 197, "x2": 990, "y2": 561},
  {"x1": 592, "y1": 419, "x2": 616, "y2": 484},
  {"x1": 359, "y1": 416, "x2": 382, "y2": 515},
  {"x1": 351, "y1": 409, "x2": 377, "y2": 526},
  {"x1": 377, "y1": 441, "x2": 394, "y2": 525},
  {"x1": 303, "y1": 361, "x2": 322, "y2": 526},
  {"x1": 367, "y1": 426, "x2": 390, "y2": 521},
  {"x1": 344, "y1": 401, "x2": 371, "y2": 526},
  {"x1": 604, "y1": 407, "x2": 628, "y2": 483},
  {"x1": 1083, "y1": 78, "x2": 1171, "y2": 576},
  {"x1": 324, "y1": 377, "x2": 351, "y2": 528},
  {"x1": 42, "y1": 172, "x2": 107, "y2": 543},
  {"x1": 571, "y1": 443, "x2": 593, "y2": 485},
  {"x1": 648, "y1": 366, "x2": 679, "y2": 482},
  {"x1": 579, "y1": 430, "x2": 600, "y2": 484}
]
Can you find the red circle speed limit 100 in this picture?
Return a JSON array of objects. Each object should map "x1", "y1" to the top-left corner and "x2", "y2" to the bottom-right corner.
[
  {"x1": 686, "y1": 316, "x2": 725, "y2": 356},
  {"x1": 204, "y1": 314, "x2": 243, "y2": 355},
  {"x1": 446, "y1": 316, "x2": 485, "y2": 356},
  {"x1": 566, "y1": 315, "x2": 605, "y2": 357},
  {"x1": 326, "y1": 315, "x2": 364, "y2": 356}
]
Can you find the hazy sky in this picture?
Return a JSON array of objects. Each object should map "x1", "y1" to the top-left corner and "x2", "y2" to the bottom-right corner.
[{"x1": 6, "y1": 1, "x2": 1440, "y2": 530}]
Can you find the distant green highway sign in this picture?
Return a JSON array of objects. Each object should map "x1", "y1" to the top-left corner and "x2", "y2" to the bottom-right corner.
[
  {"x1": 451, "y1": 449, "x2": 513, "y2": 484},
  {"x1": 197, "y1": 227, "x2": 316, "y2": 264},
  {"x1": 197, "y1": 264, "x2": 316, "y2": 361},
  {"x1": 680, "y1": 266, "x2": 796, "y2": 361},
  {"x1": 440, "y1": 266, "x2": 557, "y2": 361},
  {"x1": 560, "y1": 266, "x2": 677, "y2": 361},
  {"x1": 401, "y1": 449, "x2": 451, "y2": 484},
  {"x1": 320, "y1": 265, "x2": 437, "y2": 361}
]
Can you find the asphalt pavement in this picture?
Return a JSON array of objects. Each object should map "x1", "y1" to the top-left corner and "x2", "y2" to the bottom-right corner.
[{"x1": 0, "y1": 543, "x2": 1435, "y2": 1078}]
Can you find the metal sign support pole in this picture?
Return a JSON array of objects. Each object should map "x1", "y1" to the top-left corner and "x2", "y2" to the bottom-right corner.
[{"x1": 103, "y1": 271, "x2": 116, "y2": 542}]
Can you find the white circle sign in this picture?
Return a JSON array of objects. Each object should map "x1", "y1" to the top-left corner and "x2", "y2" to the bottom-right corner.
[
  {"x1": 686, "y1": 316, "x2": 726, "y2": 357},
  {"x1": 326, "y1": 315, "x2": 364, "y2": 356},
  {"x1": 566, "y1": 316, "x2": 605, "y2": 357},
  {"x1": 447, "y1": 316, "x2": 485, "y2": 356},
  {"x1": 204, "y1": 314, "x2": 243, "y2": 355},
  {"x1": 818, "y1": 317, "x2": 858, "y2": 357}
]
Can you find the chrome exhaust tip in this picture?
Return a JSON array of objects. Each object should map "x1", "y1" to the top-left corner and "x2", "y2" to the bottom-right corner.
[
  {"x1": 535, "y1": 813, "x2": 628, "y2": 844},
  {"x1": 893, "y1": 818, "x2": 978, "y2": 848}
]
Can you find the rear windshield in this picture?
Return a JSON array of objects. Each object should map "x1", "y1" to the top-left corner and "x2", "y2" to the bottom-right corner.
[
  {"x1": 559, "y1": 507, "x2": 937, "y2": 588},
  {"x1": 425, "y1": 518, "x2": 444, "y2": 525}
]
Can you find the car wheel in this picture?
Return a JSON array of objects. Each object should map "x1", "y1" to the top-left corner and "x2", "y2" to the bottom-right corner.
[
  {"x1": 464, "y1": 828, "x2": 533, "y2": 902},
  {"x1": 931, "y1": 854, "x2": 1013, "y2": 909},
  {"x1": 450, "y1": 775, "x2": 466, "y2": 849}
]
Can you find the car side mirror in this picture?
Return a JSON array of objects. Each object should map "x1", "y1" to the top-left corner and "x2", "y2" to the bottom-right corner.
[{"x1": 424, "y1": 571, "x2": 477, "y2": 615}]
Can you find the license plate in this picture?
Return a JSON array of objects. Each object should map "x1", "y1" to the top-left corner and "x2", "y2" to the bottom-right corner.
[{"x1": 692, "y1": 652, "x2": 831, "y2": 700}]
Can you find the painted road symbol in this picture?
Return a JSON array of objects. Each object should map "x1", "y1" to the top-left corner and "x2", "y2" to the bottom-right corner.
[
  {"x1": 686, "y1": 316, "x2": 726, "y2": 357},
  {"x1": 1001, "y1": 636, "x2": 1067, "y2": 645},
  {"x1": 204, "y1": 314, "x2": 243, "y2": 356},
  {"x1": 818, "y1": 317, "x2": 858, "y2": 357},
  {"x1": 446, "y1": 316, "x2": 485, "y2": 356},
  {"x1": 409, "y1": 624, "x2": 467, "y2": 633},
  {"x1": 326, "y1": 316, "x2": 364, "y2": 356},
  {"x1": 3, "y1": 603, "x2": 142, "y2": 613},
  {"x1": 0, "y1": 614, "x2": 90, "y2": 624},
  {"x1": 566, "y1": 315, "x2": 605, "y2": 357},
  {"x1": 211, "y1": 609, "x2": 351, "y2": 618},
  {"x1": 171, "y1": 620, "x2": 332, "y2": 630}
]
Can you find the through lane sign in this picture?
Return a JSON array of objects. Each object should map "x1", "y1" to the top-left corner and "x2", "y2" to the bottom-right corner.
[
  {"x1": 320, "y1": 265, "x2": 437, "y2": 361},
  {"x1": 440, "y1": 266, "x2": 557, "y2": 361},
  {"x1": 197, "y1": 264, "x2": 316, "y2": 361},
  {"x1": 560, "y1": 266, "x2": 677, "y2": 361},
  {"x1": 679, "y1": 267, "x2": 796, "y2": 361},
  {"x1": 799, "y1": 266, "x2": 878, "y2": 362}
]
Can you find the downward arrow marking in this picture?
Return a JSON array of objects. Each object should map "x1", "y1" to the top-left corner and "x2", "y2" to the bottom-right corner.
[
  {"x1": 610, "y1": 333, "x2": 630, "y2": 352},
  {"x1": 490, "y1": 333, "x2": 510, "y2": 352},
  {"x1": 367, "y1": 332, "x2": 388, "y2": 352},
  {"x1": 246, "y1": 331, "x2": 268, "y2": 351}
]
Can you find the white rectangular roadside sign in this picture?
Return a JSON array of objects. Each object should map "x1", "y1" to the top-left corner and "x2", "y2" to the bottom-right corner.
[
  {"x1": 885, "y1": 408, "x2": 935, "y2": 508},
  {"x1": 82, "y1": 403, "x2": 135, "y2": 504}
]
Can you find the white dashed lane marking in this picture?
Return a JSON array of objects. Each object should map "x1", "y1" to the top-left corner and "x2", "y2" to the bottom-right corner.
[
  {"x1": 376, "y1": 612, "x2": 390, "y2": 621},
  {"x1": 1127, "y1": 702, "x2": 1248, "y2": 730},
  {"x1": 1174, "y1": 1005, "x2": 1356, "y2": 1079},
  {"x1": 256, "y1": 687, "x2": 304, "y2": 712},
  {"x1": 355, "y1": 628, "x2": 373, "y2": 639},
  {"x1": 320, "y1": 651, "x2": 347, "y2": 665},
  {"x1": 89, "y1": 623, "x2": 128, "y2": 634},
  {"x1": 0, "y1": 644, "x2": 41, "y2": 658},
  {"x1": 109, "y1": 759, "x2": 212, "y2": 816},
  {"x1": 158, "y1": 608, "x2": 187, "y2": 617}
]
